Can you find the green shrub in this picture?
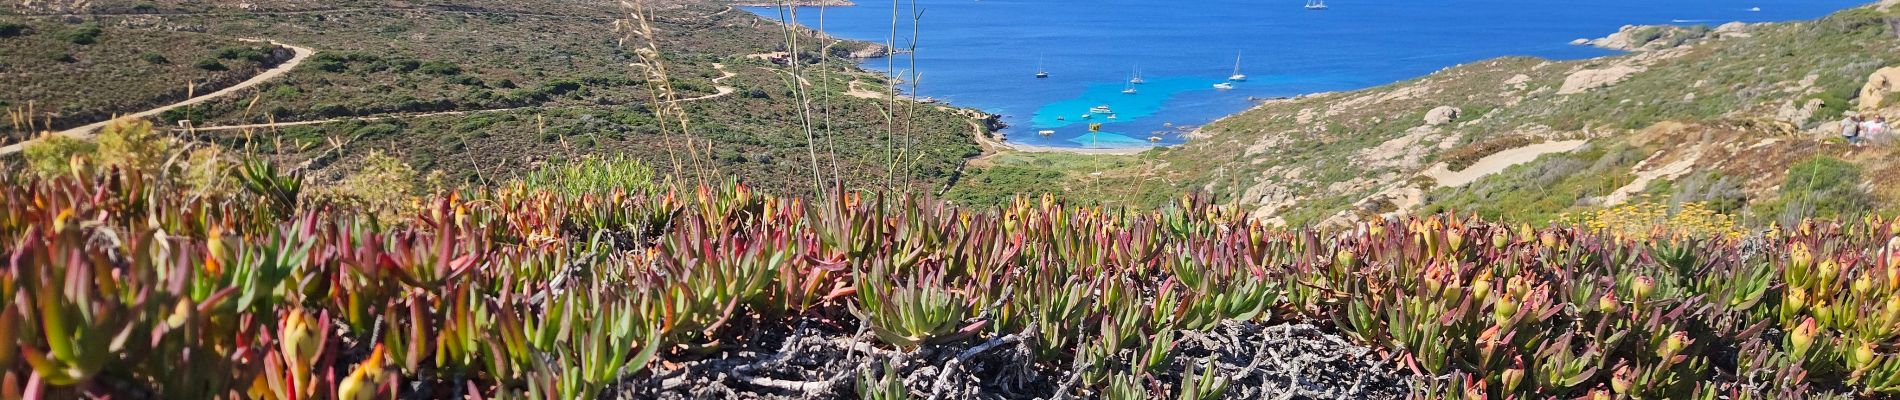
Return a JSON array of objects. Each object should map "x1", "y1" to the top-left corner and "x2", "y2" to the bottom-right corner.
[
  {"x1": 96, "y1": 120, "x2": 170, "y2": 172},
  {"x1": 1758, "y1": 156, "x2": 1872, "y2": 222},
  {"x1": 518, "y1": 155, "x2": 656, "y2": 197},
  {"x1": 417, "y1": 60, "x2": 462, "y2": 75},
  {"x1": 158, "y1": 107, "x2": 206, "y2": 123},
  {"x1": 139, "y1": 52, "x2": 169, "y2": 64},
  {"x1": 61, "y1": 22, "x2": 101, "y2": 44},
  {"x1": 308, "y1": 53, "x2": 347, "y2": 72},
  {"x1": 313, "y1": 151, "x2": 421, "y2": 221},
  {"x1": 352, "y1": 123, "x2": 402, "y2": 138},
  {"x1": 195, "y1": 58, "x2": 227, "y2": 71},
  {"x1": 22, "y1": 135, "x2": 98, "y2": 176},
  {"x1": 0, "y1": 22, "x2": 26, "y2": 38},
  {"x1": 46, "y1": 51, "x2": 75, "y2": 63},
  {"x1": 216, "y1": 46, "x2": 268, "y2": 62}
]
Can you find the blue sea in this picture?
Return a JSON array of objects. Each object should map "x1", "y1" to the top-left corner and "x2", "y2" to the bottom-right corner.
[{"x1": 745, "y1": 0, "x2": 1865, "y2": 149}]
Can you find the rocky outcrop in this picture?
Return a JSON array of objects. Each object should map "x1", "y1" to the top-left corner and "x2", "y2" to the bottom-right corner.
[
  {"x1": 1559, "y1": 65, "x2": 1644, "y2": 94},
  {"x1": 838, "y1": 42, "x2": 891, "y2": 59},
  {"x1": 1776, "y1": 98, "x2": 1826, "y2": 125},
  {"x1": 1580, "y1": 24, "x2": 1711, "y2": 51},
  {"x1": 1712, "y1": 22, "x2": 1761, "y2": 39},
  {"x1": 1862, "y1": 66, "x2": 1900, "y2": 112},
  {"x1": 1424, "y1": 106, "x2": 1460, "y2": 126}
]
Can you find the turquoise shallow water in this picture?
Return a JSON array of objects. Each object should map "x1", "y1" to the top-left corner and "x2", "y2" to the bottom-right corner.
[{"x1": 748, "y1": 0, "x2": 1866, "y2": 149}]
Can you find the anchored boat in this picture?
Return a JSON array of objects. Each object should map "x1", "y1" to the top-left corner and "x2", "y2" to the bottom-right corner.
[{"x1": 1227, "y1": 51, "x2": 1247, "y2": 82}]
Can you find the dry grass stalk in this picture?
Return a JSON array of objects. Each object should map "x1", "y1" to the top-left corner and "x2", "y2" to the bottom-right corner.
[{"x1": 620, "y1": 0, "x2": 713, "y2": 187}]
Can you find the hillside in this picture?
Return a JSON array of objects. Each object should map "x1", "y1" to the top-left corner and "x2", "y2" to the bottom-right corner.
[
  {"x1": 2, "y1": 0, "x2": 981, "y2": 196},
  {"x1": 948, "y1": 3, "x2": 1900, "y2": 227}
]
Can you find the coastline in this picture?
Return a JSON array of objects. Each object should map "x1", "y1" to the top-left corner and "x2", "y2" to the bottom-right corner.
[
  {"x1": 741, "y1": 2, "x2": 1869, "y2": 157},
  {"x1": 725, "y1": 0, "x2": 855, "y2": 6}
]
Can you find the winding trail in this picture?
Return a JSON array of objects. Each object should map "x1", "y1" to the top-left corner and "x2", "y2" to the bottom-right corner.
[
  {"x1": 668, "y1": 63, "x2": 738, "y2": 104},
  {"x1": 0, "y1": 39, "x2": 314, "y2": 157}
]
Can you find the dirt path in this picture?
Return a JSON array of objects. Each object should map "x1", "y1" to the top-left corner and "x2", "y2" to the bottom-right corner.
[
  {"x1": 844, "y1": 79, "x2": 886, "y2": 100},
  {"x1": 665, "y1": 63, "x2": 737, "y2": 104},
  {"x1": 0, "y1": 39, "x2": 314, "y2": 157},
  {"x1": 1422, "y1": 139, "x2": 1588, "y2": 188},
  {"x1": 1602, "y1": 145, "x2": 1703, "y2": 205}
]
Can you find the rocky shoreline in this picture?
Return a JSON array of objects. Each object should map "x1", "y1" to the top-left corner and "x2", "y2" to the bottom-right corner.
[{"x1": 1569, "y1": 21, "x2": 1763, "y2": 51}]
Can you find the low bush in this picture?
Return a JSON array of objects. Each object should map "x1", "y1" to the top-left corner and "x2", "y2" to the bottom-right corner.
[
  {"x1": 0, "y1": 22, "x2": 26, "y2": 38},
  {"x1": 1759, "y1": 156, "x2": 1873, "y2": 222},
  {"x1": 194, "y1": 58, "x2": 227, "y2": 71},
  {"x1": 60, "y1": 22, "x2": 101, "y2": 45}
]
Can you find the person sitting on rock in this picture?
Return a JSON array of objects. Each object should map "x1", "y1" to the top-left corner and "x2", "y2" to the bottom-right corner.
[{"x1": 1842, "y1": 115, "x2": 1863, "y2": 146}]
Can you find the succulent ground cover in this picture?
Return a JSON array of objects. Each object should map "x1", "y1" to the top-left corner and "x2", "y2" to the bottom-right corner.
[{"x1": 4, "y1": 130, "x2": 1900, "y2": 399}]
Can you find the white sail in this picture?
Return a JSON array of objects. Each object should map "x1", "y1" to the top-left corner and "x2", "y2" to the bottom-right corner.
[{"x1": 1228, "y1": 51, "x2": 1247, "y2": 81}]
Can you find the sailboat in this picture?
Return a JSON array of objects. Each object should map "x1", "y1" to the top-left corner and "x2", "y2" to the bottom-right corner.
[
  {"x1": 1129, "y1": 67, "x2": 1145, "y2": 84},
  {"x1": 1305, "y1": 0, "x2": 1328, "y2": 10},
  {"x1": 1035, "y1": 55, "x2": 1049, "y2": 78},
  {"x1": 1213, "y1": 82, "x2": 1235, "y2": 90},
  {"x1": 1227, "y1": 51, "x2": 1247, "y2": 81},
  {"x1": 1122, "y1": 78, "x2": 1138, "y2": 94}
]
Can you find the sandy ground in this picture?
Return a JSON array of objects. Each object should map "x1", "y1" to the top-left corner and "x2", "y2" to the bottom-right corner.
[
  {"x1": 0, "y1": 39, "x2": 315, "y2": 157},
  {"x1": 1422, "y1": 139, "x2": 1588, "y2": 188}
]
